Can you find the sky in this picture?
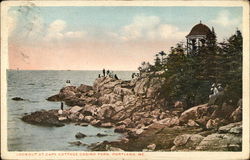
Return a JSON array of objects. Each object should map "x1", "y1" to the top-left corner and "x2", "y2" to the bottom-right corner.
[{"x1": 7, "y1": 6, "x2": 242, "y2": 70}]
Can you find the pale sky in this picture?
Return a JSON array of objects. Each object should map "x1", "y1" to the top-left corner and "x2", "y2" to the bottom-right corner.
[{"x1": 8, "y1": 6, "x2": 242, "y2": 70}]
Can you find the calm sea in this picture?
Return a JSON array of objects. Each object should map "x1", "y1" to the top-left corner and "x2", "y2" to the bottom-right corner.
[{"x1": 7, "y1": 70, "x2": 135, "y2": 151}]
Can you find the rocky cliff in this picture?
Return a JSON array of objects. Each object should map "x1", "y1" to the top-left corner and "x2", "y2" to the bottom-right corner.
[{"x1": 22, "y1": 72, "x2": 242, "y2": 151}]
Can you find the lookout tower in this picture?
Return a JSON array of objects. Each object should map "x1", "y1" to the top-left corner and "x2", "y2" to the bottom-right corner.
[{"x1": 186, "y1": 21, "x2": 212, "y2": 53}]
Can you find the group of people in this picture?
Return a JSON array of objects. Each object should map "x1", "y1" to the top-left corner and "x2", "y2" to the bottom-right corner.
[
  {"x1": 131, "y1": 72, "x2": 140, "y2": 79},
  {"x1": 98, "y1": 68, "x2": 119, "y2": 80},
  {"x1": 209, "y1": 83, "x2": 223, "y2": 98}
]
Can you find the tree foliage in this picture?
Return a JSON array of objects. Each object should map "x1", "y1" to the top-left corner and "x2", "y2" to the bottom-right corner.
[{"x1": 153, "y1": 29, "x2": 243, "y2": 108}]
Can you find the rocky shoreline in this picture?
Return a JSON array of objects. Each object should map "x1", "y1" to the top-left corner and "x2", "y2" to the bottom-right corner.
[{"x1": 21, "y1": 72, "x2": 242, "y2": 151}]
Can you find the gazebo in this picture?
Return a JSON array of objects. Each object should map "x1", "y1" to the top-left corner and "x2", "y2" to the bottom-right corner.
[{"x1": 186, "y1": 21, "x2": 212, "y2": 53}]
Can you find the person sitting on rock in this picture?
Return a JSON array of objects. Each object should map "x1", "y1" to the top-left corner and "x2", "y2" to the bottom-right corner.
[
  {"x1": 98, "y1": 74, "x2": 101, "y2": 78},
  {"x1": 132, "y1": 73, "x2": 135, "y2": 79}
]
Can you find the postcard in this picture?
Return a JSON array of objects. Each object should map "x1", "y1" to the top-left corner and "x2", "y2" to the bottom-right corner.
[{"x1": 1, "y1": 0, "x2": 249, "y2": 160}]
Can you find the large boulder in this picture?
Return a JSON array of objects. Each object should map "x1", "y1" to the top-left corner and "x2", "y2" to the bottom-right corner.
[
  {"x1": 206, "y1": 118, "x2": 221, "y2": 129},
  {"x1": 113, "y1": 86, "x2": 133, "y2": 95},
  {"x1": 77, "y1": 84, "x2": 93, "y2": 93},
  {"x1": 70, "y1": 106, "x2": 83, "y2": 114},
  {"x1": 99, "y1": 93, "x2": 122, "y2": 104},
  {"x1": 97, "y1": 104, "x2": 117, "y2": 120},
  {"x1": 146, "y1": 77, "x2": 164, "y2": 98},
  {"x1": 81, "y1": 104, "x2": 97, "y2": 116},
  {"x1": 171, "y1": 134, "x2": 204, "y2": 151},
  {"x1": 156, "y1": 117, "x2": 179, "y2": 127},
  {"x1": 179, "y1": 104, "x2": 209, "y2": 123},
  {"x1": 134, "y1": 77, "x2": 149, "y2": 95},
  {"x1": 21, "y1": 110, "x2": 64, "y2": 127},
  {"x1": 75, "y1": 132, "x2": 87, "y2": 138},
  {"x1": 196, "y1": 133, "x2": 242, "y2": 151},
  {"x1": 12, "y1": 97, "x2": 25, "y2": 101},
  {"x1": 46, "y1": 94, "x2": 62, "y2": 101},
  {"x1": 229, "y1": 106, "x2": 242, "y2": 122},
  {"x1": 218, "y1": 122, "x2": 242, "y2": 134},
  {"x1": 114, "y1": 125, "x2": 127, "y2": 133},
  {"x1": 59, "y1": 86, "x2": 77, "y2": 99}
]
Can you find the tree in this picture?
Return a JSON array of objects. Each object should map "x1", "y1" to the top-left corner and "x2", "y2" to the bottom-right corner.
[{"x1": 158, "y1": 51, "x2": 167, "y2": 64}]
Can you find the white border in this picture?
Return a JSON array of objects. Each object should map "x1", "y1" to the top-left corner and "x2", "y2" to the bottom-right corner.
[{"x1": 1, "y1": 1, "x2": 249, "y2": 160}]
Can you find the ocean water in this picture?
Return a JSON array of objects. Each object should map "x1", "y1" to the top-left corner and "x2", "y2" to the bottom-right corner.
[{"x1": 7, "y1": 70, "x2": 135, "y2": 151}]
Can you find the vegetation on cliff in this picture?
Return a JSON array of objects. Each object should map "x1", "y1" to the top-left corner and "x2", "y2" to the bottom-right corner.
[{"x1": 139, "y1": 29, "x2": 242, "y2": 108}]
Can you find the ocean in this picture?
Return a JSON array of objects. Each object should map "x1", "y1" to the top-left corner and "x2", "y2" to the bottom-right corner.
[{"x1": 7, "y1": 70, "x2": 135, "y2": 151}]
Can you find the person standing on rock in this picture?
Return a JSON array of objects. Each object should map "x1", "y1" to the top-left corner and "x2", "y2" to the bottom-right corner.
[
  {"x1": 103, "y1": 68, "x2": 106, "y2": 77},
  {"x1": 107, "y1": 70, "x2": 110, "y2": 76},
  {"x1": 61, "y1": 102, "x2": 64, "y2": 110},
  {"x1": 114, "y1": 74, "x2": 119, "y2": 80}
]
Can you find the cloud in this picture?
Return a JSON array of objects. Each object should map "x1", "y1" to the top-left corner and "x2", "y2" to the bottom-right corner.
[
  {"x1": 211, "y1": 10, "x2": 240, "y2": 27},
  {"x1": 44, "y1": 19, "x2": 86, "y2": 42},
  {"x1": 112, "y1": 15, "x2": 186, "y2": 42},
  {"x1": 8, "y1": 7, "x2": 86, "y2": 44}
]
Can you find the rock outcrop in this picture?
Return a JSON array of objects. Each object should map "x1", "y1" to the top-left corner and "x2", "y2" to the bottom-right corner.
[{"x1": 22, "y1": 72, "x2": 243, "y2": 151}]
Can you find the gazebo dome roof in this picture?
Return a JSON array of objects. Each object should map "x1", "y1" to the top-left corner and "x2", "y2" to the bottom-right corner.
[{"x1": 186, "y1": 22, "x2": 212, "y2": 37}]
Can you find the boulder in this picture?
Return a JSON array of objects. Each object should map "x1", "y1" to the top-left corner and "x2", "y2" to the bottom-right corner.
[
  {"x1": 157, "y1": 116, "x2": 179, "y2": 127},
  {"x1": 83, "y1": 97, "x2": 98, "y2": 106},
  {"x1": 68, "y1": 141, "x2": 86, "y2": 146},
  {"x1": 206, "y1": 118, "x2": 221, "y2": 129},
  {"x1": 105, "y1": 145, "x2": 124, "y2": 152},
  {"x1": 75, "y1": 132, "x2": 87, "y2": 139},
  {"x1": 21, "y1": 110, "x2": 64, "y2": 127},
  {"x1": 179, "y1": 104, "x2": 209, "y2": 123},
  {"x1": 147, "y1": 144, "x2": 156, "y2": 150},
  {"x1": 96, "y1": 133, "x2": 108, "y2": 137},
  {"x1": 12, "y1": 97, "x2": 25, "y2": 101},
  {"x1": 68, "y1": 113, "x2": 79, "y2": 121},
  {"x1": 174, "y1": 101, "x2": 185, "y2": 108},
  {"x1": 113, "y1": 86, "x2": 133, "y2": 95},
  {"x1": 218, "y1": 122, "x2": 242, "y2": 134},
  {"x1": 79, "y1": 123, "x2": 89, "y2": 127},
  {"x1": 196, "y1": 133, "x2": 242, "y2": 151},
  {"x1": 114, "y1": 125, "x2": 127, "y2": 133},
  {"x1": 65, "y1": 97, "x2": 85, "y2": 106},
  {"x1": 84, "y1": 116, "x2": 94, "y2": 123},
  {"x1": 135, "y1": 128, "x2": 144, "y2": 135},
  {"x1": 78, "y1": 114, "x2": 84, "y2": 120},
  {"x1": 58, "y1": 116, "x2": 67, "y2": 121},
  {"x1": 77, "y1": 84, "x2": 93, "y2": 93},
  {"x1": 172, "y1": 134, "x2": 204, "y2": 151},
  {"x1": 90, "y1": 119, "x2": 101, "y2": 126},
  {"x1": 97, "y1": 104, "x2": 116, "y2": 120},
  {"x1": 100, "y1": 122, "x2": 113, "y2": 128},
  {"x1": 81, "y1": 104, "x2": 97, "y2": 116},
  {"x1": 47, "y1": 94, "x2": 61, "y2": 101},
  {"x1": 117, "y1": 118, "x2": 132, "y2": 126},
  {"x1": 173, "y1": 134, "x2": 191, "y2": 147},
  {"x1": 134, "y1": 77, "x2": 149, "y2": 95},
  {"x1": 70, "y1": 106, "x2": 83, "y2": 114},
  {"x1": 58, "y1": 109, "x2": 63, "y2": 115},
  {"x1": 229, "y1": 106, "x2": 242, "y2": 122},
  {"x1": 187, "y1": 120, "x2": 199, "y2": 127},
  {"x1": 146, "y1": 77, "x2": 164, "y2": 98}
]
